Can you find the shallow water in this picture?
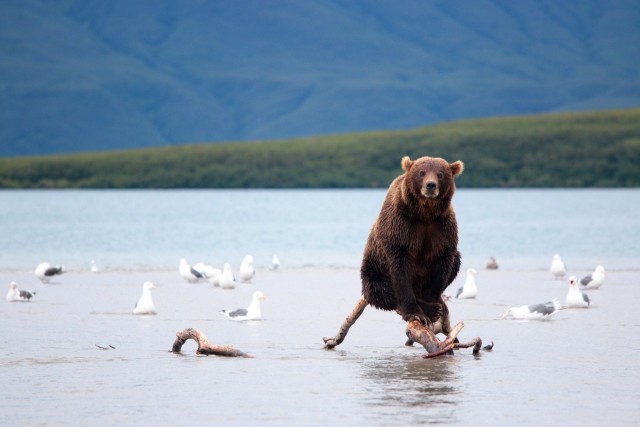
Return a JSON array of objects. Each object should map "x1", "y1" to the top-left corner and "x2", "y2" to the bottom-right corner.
[
  {"x1": 1, "y1": 267, "x2": 639, "y2": 426},
  {"x1": 1, "y1": 188, "x2": 639, "y2": 271},
  {"x1": 1, "y1": 189, "x2": 639, "y2": 425}
]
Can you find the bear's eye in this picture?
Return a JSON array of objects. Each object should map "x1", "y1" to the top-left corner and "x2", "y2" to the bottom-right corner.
[
  {"x1": 437, "y1": 172, "x2": 444, "y2": 179},
  {"x1": 419, "y1": 170, "x2": 426, "y2": 177}
]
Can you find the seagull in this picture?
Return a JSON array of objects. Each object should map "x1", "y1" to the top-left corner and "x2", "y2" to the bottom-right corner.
[
  {"x1": 270, "y1": 254, "x2": 281, "y2": 270},
  {"x1": 205, "y1": 268, "x2": 222, "y2": 286},
  {"x1": 566, "y1": 276, "x2": 590, "y2": 308},
  {"x1": 580, "y1": 265, "x2": 605, "y2": 290},
  {"x1": 485, "y1": 257, "x2": 498, "y2": 270},
  {"x1": 192, "y1": 262, "x2": 209, "y2": 277},
  {"x1": 220, "y1": 291, "x2": 267, "y2": 321},
  {"x1": 90, "y1": 260, "x2": 100, "y2": 273},
  {"x1": 179, "y1": 258, "x2": 205, "y2": 283},
  {"x1": 192, "y1": 262, "x2": 222, "y2": 286},
  {"x1": 219, "y1": 263, "x2": 237, "y2": 289},
  {"x1": 239, "y1": 255, "x2": 255, "y2": 283},
  {"x1": 550, "y1": 254, "x2": 567, "y2": 279},
  {"x1": 500, "y1": 299, "x2": 561, "y2": 320},
  {"x1": 455, "y1": 268, "x2": 478, "y2": 299},
  {"x1": 34, "y1": 262, "x2": 66, "y2": 283},
  {"x1": 133, "y1": 282, "x2": 157, "y2": 314},
  {"x1": 193, "y1": 262, "x2": 222, "y2": 286},
  {"x1": 6, "y1": 282, "x2": 36, "y2": 302}
]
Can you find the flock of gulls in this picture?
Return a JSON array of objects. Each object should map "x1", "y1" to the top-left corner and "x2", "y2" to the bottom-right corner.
[
  {"x1": 173, "y1": 254, "x2": 277, "y2": 320},
  {"x1": 6, "y1": 255, "x2": 281, "y2": 322},
  {"x1": 5, "y1": 252, "x2": 605, "y2": 324},
  {"x1": 5, "y1": 261, "x2": 66, "y2": 302},
  {"x1": 451, "y1": 254, "x2": 605, "y2": 320}
]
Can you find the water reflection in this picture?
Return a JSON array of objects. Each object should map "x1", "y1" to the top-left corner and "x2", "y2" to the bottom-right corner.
[{"x1": 359, "y1": 353, "x2": 461, "y2": 423}]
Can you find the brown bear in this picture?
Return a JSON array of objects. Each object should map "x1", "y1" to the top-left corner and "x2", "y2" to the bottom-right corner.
[{"x1": 360, "y1": 155, "x2": 464, "y2": 325}]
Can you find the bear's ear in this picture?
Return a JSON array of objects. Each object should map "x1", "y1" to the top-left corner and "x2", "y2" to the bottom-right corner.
[
  {"x1": 450, "y1": 161, "x2": 464, "y2": 177},
  {"x1": 401, "y1": 156, "x2": 413, "y2": 171}
]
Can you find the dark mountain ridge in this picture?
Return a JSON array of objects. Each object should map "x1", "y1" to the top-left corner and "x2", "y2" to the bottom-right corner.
[{"x1": 1, "y1": 0, "x2": 639, "y2": 156}]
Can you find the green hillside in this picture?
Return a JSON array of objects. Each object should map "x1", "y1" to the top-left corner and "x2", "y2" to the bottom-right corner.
[{"x1": 1, "y1": 109, "x2": 639, "y2": 188}]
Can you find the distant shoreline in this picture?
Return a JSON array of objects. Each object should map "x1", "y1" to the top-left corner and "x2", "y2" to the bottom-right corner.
[{"x1": 2, "y1": 109, "x2": 639, "y2": 188}]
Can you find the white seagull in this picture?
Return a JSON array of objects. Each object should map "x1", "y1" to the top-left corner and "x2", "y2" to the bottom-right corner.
[
  {"x1": 500, "y1": 299, "x2": 561, "y2": 320},
  {"x1": 35, "y1": 262, "x2": 66, "y2": 283},
  {"x1": 455, "y1": 268, "x2": 478, "y2": 299},
  {"x1": 6, "y1": 282, "x2": 37, "y2": 302},
  {"x1": 239, "y1": 255, "x2": 255, "y2": 283},
  {"x1": 192, "y1": 262, "x2": 209, "y2": 277},
  {"x1": 270, "y1": 254, "x2": 281, "y2": 270},
  {"x1": 219, "y1": 263, "x2": 237, "y2": 289},
  {"x1": 220, "y1": 291, "x2": 267, "y2": 321},
  {"x1": 90, "y1": 260, "x2": 100, "y2": 273},
  {"x1": 566, "y1": 276, "x2": 590, "y2": 308},
  {"x1": 580, "y1": 265, "x2": 605, "y2": 290},
  {"x1": 133, "y1": 282, "x2": 157, "y2": 314},
  {"x1": 206, "y1": 268, "x2": 222, "y2": 286},
  {"x1": 550, "y1": 254, "x2": 567, "y2": 279},
  {"x1": 192, "y1": 262, "x2": 222, "y2": 286},
  {"x1": 179, "y1": 258, "x2": 206, "y2": 283}
]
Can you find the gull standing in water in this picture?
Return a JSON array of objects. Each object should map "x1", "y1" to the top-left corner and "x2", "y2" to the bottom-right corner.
[
  {"x1": 220, "y1": 291, "x2": 267, "y2": 321},
  {"x1": 219, "y1": 263, "x2": 237, "y2": 289},
  {"x1": 179, "y1": 258, "x2": 205, "y2": 283},
  {"x1": 270, "y1": 254, "x2": 281, "y2": 270},
  {"x1": 6, "y1": 282, "x2": 36, "y2": 302},
  {"x1": 192, "y1": 262, "x2": 222, "y2": 286},
  {"x1": 455, "y1": 268, "x2": 478, "y2": 299},
  {"x1": 90, "y1": 260, "x2": 100, "y2": 273},
  {"x1": 500, "y1": 299, "x2": 561, "y2": 320},
  {"x1": 133, "y1": 282, "x2": 157, "y2": 314},
  {"x1": 35, "y1": 262, "x2": 66, "y2": 283},
  {"x1": 239, "y1": 255, "x2": 256, "y2": 283},
  {"x1": 580, "y1": 266, "x2": 605, "y2": 290},
  {"x1": 566, "y1": 276, "x2": 590, "y2": 308},
  {"x1": 550, "y1": 254, "x2": 567, "y2": 279}
]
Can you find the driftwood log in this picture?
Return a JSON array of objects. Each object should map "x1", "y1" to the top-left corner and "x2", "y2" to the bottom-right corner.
[
  {"x1": 172, "y1": 328, "x2": 253, "y2": 358},
  {"x1": 323, "y1": 296, "x2": 491, "y2": 358},
  {"x1": 406, "y1": 319, "x2": 488, "y2": 358},
  {"x1": 322, "y1": 296, "x2": 368, "y2": 349}
]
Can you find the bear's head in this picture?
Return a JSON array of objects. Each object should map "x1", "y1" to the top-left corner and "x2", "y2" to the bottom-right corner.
[{"x1": 401, "y1": 155, "x2": 464, "y2": 200}]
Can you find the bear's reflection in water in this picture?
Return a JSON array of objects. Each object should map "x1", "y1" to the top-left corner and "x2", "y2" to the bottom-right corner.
[{"x1": 359, "y1": 354, "x2": 461, "y2": 419}]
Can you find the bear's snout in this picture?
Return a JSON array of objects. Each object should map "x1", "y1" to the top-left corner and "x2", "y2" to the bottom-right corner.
[{"x1": 423, "y1": 180, "x2": 439, "y2": 197}]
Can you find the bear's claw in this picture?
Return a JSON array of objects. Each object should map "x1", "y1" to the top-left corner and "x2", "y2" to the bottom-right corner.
[{"x1": 402, "y1": 312, "x2": 428, "y2": 325}]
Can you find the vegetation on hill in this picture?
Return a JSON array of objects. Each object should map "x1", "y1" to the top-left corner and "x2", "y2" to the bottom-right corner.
[{"x1": 1, "y1": 109, "x2": 639, "y2": 188}]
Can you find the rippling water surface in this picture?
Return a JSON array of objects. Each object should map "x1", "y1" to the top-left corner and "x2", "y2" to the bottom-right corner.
[
  {"x1": 1, "y1": 189, "x2": 639, "y2": 426},
  {"x1": 0, "y1": 188, "x2": 638, "y2": 270}
]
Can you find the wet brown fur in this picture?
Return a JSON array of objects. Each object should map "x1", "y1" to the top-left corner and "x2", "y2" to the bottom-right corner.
[{"x1": 361, "y1": 155, "x2": 464, "y2": 325}]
